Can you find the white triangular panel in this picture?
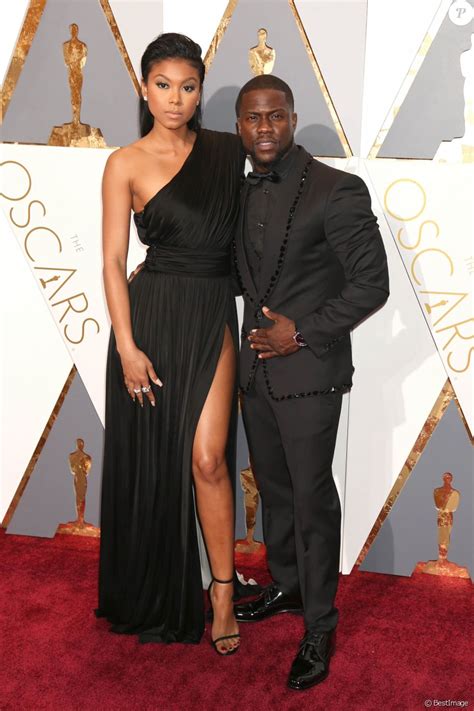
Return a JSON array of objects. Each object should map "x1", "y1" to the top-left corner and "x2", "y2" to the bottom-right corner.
[
  {"x1": 163, "y1": 0, "x2": 231, "y2": 57},
  {"x1": 361, "y1": 0, "x2": 446, "y2": 156},
  {"x1": 2, "y1": 145, "x2": 147, "y2": 425},
  {"x1": 108, "y1": 0, "x2": 164, "y2": 83},
  {"x1": 0, "y1": 210, "x2": 73, "y2": 521},
  {"x1": 0, "y1": 0, "x2": 30, "y2": 83},
  {"x1": 366, "y1": 159, "x2": 473, "y2": 433},
  {"x1": 341, "y1": 159, "x2": 447, "y2": 573}
]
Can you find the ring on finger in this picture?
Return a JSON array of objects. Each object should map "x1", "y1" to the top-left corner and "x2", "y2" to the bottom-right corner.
[
  {"x1": 141, "y1": 385, "x2": 151, "y2": 393},
  {"x1": 133, "y1": 387, "x2": 141, "y2": 394}
]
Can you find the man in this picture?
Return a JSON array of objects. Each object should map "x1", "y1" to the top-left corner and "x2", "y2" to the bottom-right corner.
[{"x1": 233, "y1": 75, "x2": 389, "y2": 690}]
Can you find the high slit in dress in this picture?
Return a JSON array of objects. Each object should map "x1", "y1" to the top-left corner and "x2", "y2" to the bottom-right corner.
[{"x1": 96, "y1": 129, "x2": 244, "y2": 643}]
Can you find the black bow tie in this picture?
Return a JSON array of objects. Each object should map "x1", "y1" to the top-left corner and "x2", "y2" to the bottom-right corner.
[{"x1": 245, "y1": 170, "x2": 281, "y2": 186}]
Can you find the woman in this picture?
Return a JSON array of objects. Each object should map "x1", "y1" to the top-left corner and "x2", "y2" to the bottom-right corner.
[{"x1": 96, "y1": 33, "x2": 244, "y2": 654}]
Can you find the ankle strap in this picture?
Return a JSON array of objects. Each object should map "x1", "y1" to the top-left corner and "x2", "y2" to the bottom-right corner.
[{"x1": 212, "y1": 576, "x2": 234, "y2": 585}]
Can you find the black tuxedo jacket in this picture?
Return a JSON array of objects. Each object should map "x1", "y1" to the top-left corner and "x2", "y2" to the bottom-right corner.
[{"x1": 233, "y1": 146, "x2": 389, "y2": 401}]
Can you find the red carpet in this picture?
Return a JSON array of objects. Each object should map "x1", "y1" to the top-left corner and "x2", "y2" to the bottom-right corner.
[{"x1": 0, "y1": 530, "x2": 471, "y2": 711}]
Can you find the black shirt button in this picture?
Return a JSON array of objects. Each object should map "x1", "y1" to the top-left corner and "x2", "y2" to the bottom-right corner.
[
  {"x1": 257, "y1": 222, "x2": 264, "y2": 229},
  {"x1": 263, "y1": 189, "x2": 269, "y2": 195},
  {"x1": 255, "y1": 308, "x2": 263, "y2": 320}
]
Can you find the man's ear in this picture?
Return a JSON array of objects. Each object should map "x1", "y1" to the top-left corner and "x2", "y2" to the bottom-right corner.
[
  {"x1": 236, "y1": 118, "x2": 241, "y2": 136},
  {"x1": 292, "y1": 112, "x2": 298, "y2": 131}
]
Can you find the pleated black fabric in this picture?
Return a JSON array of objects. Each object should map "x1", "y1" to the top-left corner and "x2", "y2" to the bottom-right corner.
[{"x1": 97, "y1": 129, "x2": 244, "y2": 643}]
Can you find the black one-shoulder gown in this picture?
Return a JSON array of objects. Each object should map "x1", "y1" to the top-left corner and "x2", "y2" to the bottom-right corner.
[{"x1": 97, "y1": 129, "x2": 244, "y2": 643}]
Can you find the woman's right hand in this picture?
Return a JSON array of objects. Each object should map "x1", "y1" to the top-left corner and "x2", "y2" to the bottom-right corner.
[{"x1": 118, "y1": 343, "x2": 163, "y2": 407}]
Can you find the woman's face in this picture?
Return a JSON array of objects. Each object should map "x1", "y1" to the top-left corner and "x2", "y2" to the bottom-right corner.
[{"x1": 142, "y1": 58, "x2": 201, "y2": 131}]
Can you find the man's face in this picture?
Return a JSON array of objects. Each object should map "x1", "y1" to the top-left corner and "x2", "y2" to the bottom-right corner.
[{"x1": 237, "y1": 89, "x2": 297, "y2": 170}]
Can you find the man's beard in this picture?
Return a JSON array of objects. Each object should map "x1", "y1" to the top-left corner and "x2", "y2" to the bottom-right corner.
[{"x1": 250, "y1": 140, "x2": 294, "y2": 172}]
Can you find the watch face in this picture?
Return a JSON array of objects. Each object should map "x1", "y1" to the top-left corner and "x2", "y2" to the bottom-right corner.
[{"x1": 294, "y1": 331, "x2": 307, "y2": 347}]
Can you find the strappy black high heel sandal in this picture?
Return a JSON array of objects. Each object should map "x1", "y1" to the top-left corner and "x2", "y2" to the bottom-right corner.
[{"x1": 208, "y1": 577, "x2": 240, "y2": 656}]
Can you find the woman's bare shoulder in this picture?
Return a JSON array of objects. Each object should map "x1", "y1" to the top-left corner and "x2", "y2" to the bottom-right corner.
[{"x1": 105, "y1": 141, "x2": 147, "y2": 170}]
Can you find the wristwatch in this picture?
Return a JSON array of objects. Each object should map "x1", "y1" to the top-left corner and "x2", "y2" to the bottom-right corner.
[{"x1": 292, "y1": 331, "x2": 308, "y2": 348}]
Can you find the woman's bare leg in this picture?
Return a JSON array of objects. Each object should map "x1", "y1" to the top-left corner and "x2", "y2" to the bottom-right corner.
[{"x1": 192, "y1": 325, "x2": 239, "y2": 653}]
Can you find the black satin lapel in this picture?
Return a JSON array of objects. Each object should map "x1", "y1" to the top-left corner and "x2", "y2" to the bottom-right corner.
[{"x1": 235, "y1": 182, "x2": 258, "y2": 300}]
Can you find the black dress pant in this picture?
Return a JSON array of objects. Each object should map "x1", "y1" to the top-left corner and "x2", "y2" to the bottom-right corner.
[{"x1": 241, "y1": 365, "x2": 343, "y2": 632}]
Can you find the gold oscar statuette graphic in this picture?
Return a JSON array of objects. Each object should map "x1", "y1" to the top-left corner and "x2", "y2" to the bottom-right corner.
[
  {"x1": 248, "y1": 28, "x2": 276, "y2": 76},
  {"x1": 48, "y1": 23, "x2": 106, "y2": 148},
  {"x1": 56, "y1": 438, "x2": 100, "y2": 537},
  {"x1": 414, "y1": 472, "x2": 470, "y2": 579},
  {"x1": 235, "y1": 465, "x2": 263, "y2": 553}
]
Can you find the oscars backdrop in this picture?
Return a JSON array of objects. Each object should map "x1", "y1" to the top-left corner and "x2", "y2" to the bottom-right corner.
[{"x1": 1, "y1": 0, "x2": 472, "y2": 582}]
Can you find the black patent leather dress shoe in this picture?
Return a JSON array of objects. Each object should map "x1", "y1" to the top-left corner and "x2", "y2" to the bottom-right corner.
[
  {"x1": 287, "y1": 630, "x2": 335, "y2": 690},
  {"x1": 234, "y1": 583, "x2": 303, "y2": 622}
]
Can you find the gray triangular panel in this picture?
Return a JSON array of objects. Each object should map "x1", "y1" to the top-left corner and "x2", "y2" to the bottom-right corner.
[
  {"x1": 295, "y1": 0, "x2": 367, "y2": 155},
  {"x1": 203, "y1": 0, "x2": 346, "y2": 156},
  {"x1": 360, "y1": 401, "x2": 473, "y2": 577},
  {"x1": 7, "y1": 370, "x2": 104, "y2": 537},
  {"x1": 3, "y1": 0, "x2": 139, "y2": 146},
  {"x1": 378, "y1": 6, "x2": 473, "y2": 158}
]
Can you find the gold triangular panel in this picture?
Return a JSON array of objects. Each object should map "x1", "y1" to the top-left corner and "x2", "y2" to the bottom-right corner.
[{"x1": 2, "y1": 0, "x2": 47, "y2": 118}]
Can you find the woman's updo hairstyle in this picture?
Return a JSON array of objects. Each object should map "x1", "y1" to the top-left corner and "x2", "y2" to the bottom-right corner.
[{"x1": 140, "y1": 33, "x2": 205, "y2": 137}]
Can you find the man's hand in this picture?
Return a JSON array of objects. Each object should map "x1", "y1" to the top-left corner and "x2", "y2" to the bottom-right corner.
[{"x1": 248, "y1": 306, "x2": 299, "y2": 359}]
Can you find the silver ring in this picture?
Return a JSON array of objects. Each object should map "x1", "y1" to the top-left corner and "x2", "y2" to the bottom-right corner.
[
  {"x1": 133, "y1": 388, "x2": 141, "y2": 394},
  {"x1": 141, "y1": 386, "x2": 151, "y2": 393}
]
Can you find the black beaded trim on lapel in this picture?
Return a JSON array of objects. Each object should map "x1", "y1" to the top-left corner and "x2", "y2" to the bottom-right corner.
[{"x1": 233, "y1": 158, "x2": 313, "y2": 394}]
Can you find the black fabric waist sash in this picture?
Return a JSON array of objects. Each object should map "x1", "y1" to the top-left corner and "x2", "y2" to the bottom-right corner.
[{"x1": 144, "y1": 244, "x2": 230, "y2": 278}]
